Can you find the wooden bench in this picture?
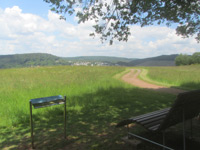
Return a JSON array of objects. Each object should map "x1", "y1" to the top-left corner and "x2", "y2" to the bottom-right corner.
[{"x1": 116, "y1": 89, "x2": 200, "y2": 150}]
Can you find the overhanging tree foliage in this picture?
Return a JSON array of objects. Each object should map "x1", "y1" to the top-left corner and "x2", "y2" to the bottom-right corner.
[{"x1": 44, "y1": 0, "x2": 200, "y2": 44}]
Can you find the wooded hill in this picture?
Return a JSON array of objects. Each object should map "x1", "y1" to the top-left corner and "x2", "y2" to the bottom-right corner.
[
  {"x1": 117, "y1": 54, "x2": 178, "y2": 66},
  {"x1": 0, "y1": 53, "x2": 178, "y2": 69},
  {"x1": 0, "y1": 53, "x2": 135, "y2": 69},
  {"x1": 0, "y1": 53, "x2": 69, "y2": 69}
]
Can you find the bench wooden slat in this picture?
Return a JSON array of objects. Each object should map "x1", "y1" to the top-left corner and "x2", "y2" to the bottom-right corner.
[
  {"x1": 139, "y1": 114, "x2": 167, "y2": 126},
  {"x1": 132, "y1": 108, "x2": 170, "y2": 121},
  {"x1": 135, "y1": 110, "x2": 169, "y2": 122},
  {"x1": 148, "y1": 124, "x2": 160, "y2": 131},
  {"x1": 143, "y1": 120, "x2": 163, "y2": 128}
]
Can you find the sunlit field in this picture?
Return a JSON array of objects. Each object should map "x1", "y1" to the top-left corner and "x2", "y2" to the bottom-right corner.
[
  {"x1": 0, "y1": 66, "x2": 127, "y2": 127},
  {"x1": 141, "y1": 65, "x2": 200, "y2": 90},
  {"x1": 2, "y1": 65, "x2": 199, "y2": 149}
]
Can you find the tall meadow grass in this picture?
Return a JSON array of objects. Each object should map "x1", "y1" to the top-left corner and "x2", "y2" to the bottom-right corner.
[
  {"x1": 0, "y1": 66, "x2": 126, "y2": 127},
  {"x1": 1, "y1": 66, "x2": 178, "y2": 150},
  {"x1": 145, "y1": 65, "x2": 200, "y2": 90}
]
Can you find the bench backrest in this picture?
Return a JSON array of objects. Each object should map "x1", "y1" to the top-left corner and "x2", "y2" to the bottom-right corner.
[{"x1": 159, "y1": 89, "x2": 200, "y2": 130}]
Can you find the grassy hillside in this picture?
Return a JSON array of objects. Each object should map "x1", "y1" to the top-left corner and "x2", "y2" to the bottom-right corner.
[
  {"x1": 143, "y1": 65, "x2": 200, "y2": 90},
  {"x1": 0, "y1": 66, "x2": 176, "y2": 150}
]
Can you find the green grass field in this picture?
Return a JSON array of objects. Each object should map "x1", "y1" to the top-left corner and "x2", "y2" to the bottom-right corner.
[
  {"x1": 0, "y1": 66, "x2": 127, "y2": 127},
  {"x1": 140, "y1": 65, "x2": 200, "y2": 90},
  {"x1": 1, "y1": 65, "x2": 199, "y2": 150}
]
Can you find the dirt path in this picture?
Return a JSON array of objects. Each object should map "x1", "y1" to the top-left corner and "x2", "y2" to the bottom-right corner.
[{"x1": 122, "y1": 69, "x2": 186, "y2": 95}]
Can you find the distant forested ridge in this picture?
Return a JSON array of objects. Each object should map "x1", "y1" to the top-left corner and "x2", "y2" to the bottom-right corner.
[
  {"x1": 117, "y1": 54, "x2": 178, "y2": 66},
  {"x1": 175, "y1": 52, "x2": 200, "y2": 66},
  {"x1": 0, "y1": 53, "x2": 180, "y2": 69},
  {"x1": 0, "y1": 53, "x2": 71, "y2": 69},
  {"x1": 0, "y1": 53, "x2": 135, "y2": 69}
]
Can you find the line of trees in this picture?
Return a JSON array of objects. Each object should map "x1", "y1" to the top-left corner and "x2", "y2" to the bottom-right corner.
[{"x1": 175, "y1": 52, "x2": 200, "y2": 66}]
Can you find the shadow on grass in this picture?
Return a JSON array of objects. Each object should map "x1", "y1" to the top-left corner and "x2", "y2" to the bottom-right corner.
[
  {"x1": 0, "y1": 87, "x2": 176, "y2": 150},
  {"x1": 179, "y1": 82, "x2": 200, "y2": 90}
]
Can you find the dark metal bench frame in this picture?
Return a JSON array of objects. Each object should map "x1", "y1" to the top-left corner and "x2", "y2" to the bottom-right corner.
[
  {"x1": 30, "y1": 95, "x2": 66, "y2": 149},
  {"x1": 116, "y1": 90, "x2": 200, "y2": 150}
]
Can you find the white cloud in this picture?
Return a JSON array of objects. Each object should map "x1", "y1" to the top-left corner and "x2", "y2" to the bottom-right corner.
[{"x1": 0, "y1": 6, "x2": 199, "y2": 58}]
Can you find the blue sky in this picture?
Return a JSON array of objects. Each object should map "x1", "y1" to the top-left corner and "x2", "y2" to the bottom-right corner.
[
  {"x1": 0, "y1": 0, "x2": 199, "y2": 58},
  {"x1": 1, "y1": 0, "x2": 49, "y2": 16}
]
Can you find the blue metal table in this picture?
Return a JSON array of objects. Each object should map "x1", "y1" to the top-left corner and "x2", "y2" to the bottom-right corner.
[{"x1": 30, "y1": 95, "x2": 66, "y2": 149}]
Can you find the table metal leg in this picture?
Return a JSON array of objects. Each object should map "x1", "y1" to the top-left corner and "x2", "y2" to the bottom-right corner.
[
  {"x1": 30, "y1": 101, "x2": 34, "y2": 149},
  {"x1": 64, "y1": 96, "x2": 67, "y2": 139}
]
